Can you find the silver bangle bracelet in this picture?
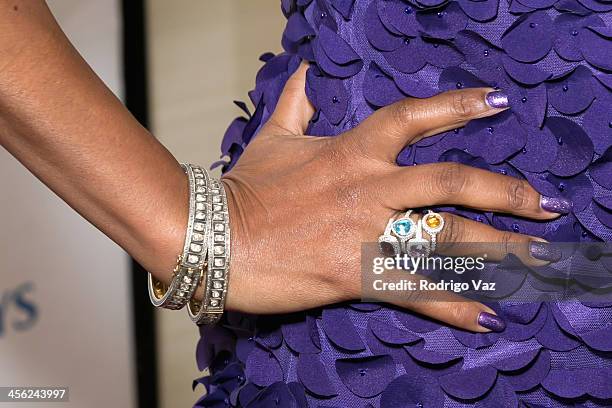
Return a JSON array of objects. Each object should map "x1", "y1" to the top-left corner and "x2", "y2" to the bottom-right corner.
[
  {"x1": 188, "y1": 177, "x2": 230, "y2": 325},
  {"x1": 147, "y1": 164, "x2": 210, "y2": 310}
]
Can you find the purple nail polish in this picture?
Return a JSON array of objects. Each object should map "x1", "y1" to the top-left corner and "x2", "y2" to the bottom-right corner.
[
  {"x1": 540, "y1": 195, "x2": 573, "y2": 214},
  {"x1": 477, "y1": 312, "x2": 506, "y2": 332},
  {"x1": 530, "y1": 241, "x2": 562, "y2": 262},
  {"x1": 485, "y1": 90, "x2": 509, "y2": 109}
]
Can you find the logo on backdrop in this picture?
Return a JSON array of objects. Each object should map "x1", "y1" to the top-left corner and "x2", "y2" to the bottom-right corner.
[{"x1": 0, "y1": 282, "x2": 37, "y2": 338}]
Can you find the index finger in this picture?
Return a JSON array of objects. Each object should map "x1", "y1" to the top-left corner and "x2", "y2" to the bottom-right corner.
[{"x1": 346, "y1": 88, "x2": 509, "y2": 162}]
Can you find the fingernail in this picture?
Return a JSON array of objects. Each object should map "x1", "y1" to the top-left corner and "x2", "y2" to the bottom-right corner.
[
  {"x1": 540, "y1": 195, "x2": 573, "y2": 214},
  {"x1": 485, "y1": 90, "x2": 509, "y2": 109},
  {"x1": 477, "y1": 312, "x2": 506, "y2": 332},
  {"x1": 530, "y1": 241, "x2": 562, "y2": 262}
]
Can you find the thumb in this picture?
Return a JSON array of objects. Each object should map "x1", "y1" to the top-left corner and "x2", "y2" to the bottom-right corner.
[{"x1": 265, "y1": 61, "x2": 315, "y2": 135}]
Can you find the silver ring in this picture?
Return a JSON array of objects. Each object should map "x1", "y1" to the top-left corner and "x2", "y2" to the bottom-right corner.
[
  {"x1": 390, "y1": 210, "x2": 417, "y2": 250},
  {"x1": 405, "y1": 218, "x2": 431, "y2": 258},
  {"x1": 378, "y1": 218, "x2": 401, "y2": 256},
  {"x1": 422, "y1": 210, "x2": 445, "y2": 254}
]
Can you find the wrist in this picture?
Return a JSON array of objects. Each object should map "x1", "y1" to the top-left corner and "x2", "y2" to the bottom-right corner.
[{"x1": 220, "y1": 177, "x2": 252, "y2": 312}]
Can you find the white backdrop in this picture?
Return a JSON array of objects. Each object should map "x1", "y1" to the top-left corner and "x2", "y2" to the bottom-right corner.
[{"x1": 0, "y1": 1, "x2": 136, "y2": 407}]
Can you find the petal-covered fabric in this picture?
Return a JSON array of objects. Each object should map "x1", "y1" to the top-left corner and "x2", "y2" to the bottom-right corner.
[
  {"x1": 281, "y1": 315, "x2": 321, "y2": 354},
  {"x1": 383, "y1": 36, "x2": 428, "y2": 74},
  {"x1": 554, "y1": 0, "x2": 592, "y2": 14},
  {"x1": 284, "y1": 13, "x2": 315, "y2": 43},
  {"x1": 421, "y1": 39, "x2": 464, "y2": 70},
  {"x1": 246, "y1": 382, "x2": 300, "y2": 408},
  {"x1": 535, "y1": 310, "x2": 580, "y2": 352},
  {"x1": 457, "y1": 0, "x2": 499, "y2": 22},
  {"x1": 365, "y1": 1, "x2": 403, "y2": 51},
  {"x1": 455, "y1": 30, "x2": 504, "y2": 73},
  {"x1": 245, "y1": 346, "x2": 283, "y2": 387},
  {"x1": 502, "y1": 55, "x2": 551, "y2": 85},
  {"x1": 579, "y1": 26, "x2": 612, "y2": 71},
  {"x1": 377, "y1": 0, "x2": 419, "y2": 37},
  {"x1": 579, "y1": 324, "x2": 612, "y2": 351},
  {"x1": 416, "y1": 0, "x2": 449, "y2": 8},
  {"x1": 406, "y1": 345, "x2": 463, "y2": 365},
  {"x1": 493, "y1": 348, "x2": 541, "y2": 371},
  {"x1": 335, "y1": 355, "x2": 396, "y2": 398},
  {"x1": 590, "y1": 146, "x2": 612, "y2": 190},
  {"x1": 501, "y1": 349, "x2": 551, "y2": 392},
  {"x1": 439, "y1": 365, "x2": 498, "y2": 399},
  {"x1": 542, "y1": 367, "x2": 612, "y2": 399},
  {"x1": 368, "y1": 318, "x2": 422, "y2": 345},
  {"x1": 451, "y1": 328, "x2": 499, "y2": 349},
  {"x1": 394, "y1": 310, "x2": 443, "y2": 333},
  {"x1": 507, "y1": 83, "x2": 547, "y2": 127},
  {"x1": 365, "y1": 327, "x2": 414, "y2": 363},
  {"x1": 464, "y1": 111, "x2": 527, "y2": 164},
  {"x1": 501, "y1": 12, "x2": 554, "y2": 63},
  {"x1": 553, "y1": 14, "x2": 604, "y2": 61},
  {"x1": 545, "y1": 173, "x2": 592, "y2": 214},
  {"x1": 583, "y1": 97, "x2": 612, "y2": 155},
  {"x1": 577, "y1": 0, "x2": 612, "y2": 12},
  {"x1": 547, "y1": 65, "x2": 595, "y2": 114},
  {"x1": 307, "y1": 68, "x2": 349, "y2": 125},
  {"x1": 438, "y1": 66, "x2": 488, "y2": 92},
  {"x1": 330, "y1": 0, "x2": 355, "y2": 20},
  {"x1": 516, "y1": 0, "x2": 558, "y2": 9},
  {"x1": 594, "y1": 194, "x2": 612, "y2": 210},
  {"x1": 318, "y1": 25, "x2": 359, "y2": 65},
  {"x1": 393, "y1": 71, "x2": 437, "y2": 98},
  {"x1": 313, "y1": 26, "x2": 363, "y2": 78},
  {"x1": 509, "y1": 125, "x2": 558, "y2": 172},
  {"x1": 380, "y1": 372, "x2": 444, "y2": 408},
  {"x1": 499, "y1": 302, "x2": 548, "y2": 341},
  {"x1": 297, "y1": 354, "x2": 338, "y2": 397},
  {"x1": 593, "y1": 201, "x2": 612, "y2": 228},
  {"x1": 363, "y1": 62, "x2": 405, "y2": 107},
  {"x1": 321, "y1": 308, "x2": 366, "y2": 351},
  {"x1": 415, "y1": 2, "x2": 468, "y2": 40},
  {"x1": 501, "y1": 303, "x2": 542, "y2": 325},
  {"x1": 546, "y1": 116, "x2": 594, "y2": 177}
]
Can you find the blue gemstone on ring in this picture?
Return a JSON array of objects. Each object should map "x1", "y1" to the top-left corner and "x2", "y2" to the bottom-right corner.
[{"x1": 392, "y1": 219, "x2": 415, "y2": 237}]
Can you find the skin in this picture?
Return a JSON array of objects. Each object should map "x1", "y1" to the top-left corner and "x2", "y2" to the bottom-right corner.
[{"x1": 0, "y1": 1, "x2": 561, "y2": 333}]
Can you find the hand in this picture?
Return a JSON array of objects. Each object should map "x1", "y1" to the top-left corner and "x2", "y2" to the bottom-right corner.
[{"x1": 221, "y1": 63, "x2": 571, "y2": 332}]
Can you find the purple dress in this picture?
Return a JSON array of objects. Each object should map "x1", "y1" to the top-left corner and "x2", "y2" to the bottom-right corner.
[{"x1": 194, "y1": 1, "x2": 612, "y2": 406}]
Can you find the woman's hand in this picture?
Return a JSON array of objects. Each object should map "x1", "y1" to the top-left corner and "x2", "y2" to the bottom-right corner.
[{"x1": 222, "y1": 63, "x2": 571, "y2": 332}]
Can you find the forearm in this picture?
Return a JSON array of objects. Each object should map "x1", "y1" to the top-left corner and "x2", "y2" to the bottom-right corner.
[{"x1": 0, "y1": 0, "x2": 187, "y2": 281}]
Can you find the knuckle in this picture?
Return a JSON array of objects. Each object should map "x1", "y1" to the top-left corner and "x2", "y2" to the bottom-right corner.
[
  {"x1": 446, "y1": 304, "x2": 472, "y2": 326},
  {"x1": 506, "y1": 179, "x2": 529, "y2": 211},
  {"x1": 404, "y1": 288, "x2": 429, "y2": 304},
  {"x1": 391, "y1": 99, "x2": 416, "y2": 128},
  {"x1": 337, "y1": 129, "x2": 365, "y2": 159},
  {"x1": 499, "y1": 231, "x2": 514, "y2": 255},
  {"x1": 439, "y1": 214, "x2": 465, "y2": 247},
  {"x1": 449, "y1": 91, "x2": 482, "y2": 120},
  {"x1": 432, "y1": 162, "x2": 469, "y2": 198}
]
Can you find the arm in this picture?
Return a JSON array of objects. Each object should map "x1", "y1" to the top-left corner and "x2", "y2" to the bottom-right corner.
[
  {"x1": 0, "y1": 0, "x2": 186, "y2": 282},
  {"x1": 0, "y1": 1, "x2": 570, "y2": 331}
]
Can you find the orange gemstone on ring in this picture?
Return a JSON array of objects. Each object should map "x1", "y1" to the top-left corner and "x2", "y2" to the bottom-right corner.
[{"x1": 425, "y1": 215, "x2": 441, "y2": 229}]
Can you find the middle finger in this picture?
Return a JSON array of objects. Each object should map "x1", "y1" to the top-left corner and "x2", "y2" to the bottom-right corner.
[{"x1": 382, "y1": 162, "x2": 572, "y2": 220}]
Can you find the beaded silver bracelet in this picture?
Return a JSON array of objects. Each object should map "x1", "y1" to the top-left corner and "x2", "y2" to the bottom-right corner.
[
  {"x1": 188, "y1": 177, "x2": 230, "y2": 325},
  {"x1": 147, "y1": 164, "x2": 210, "y2": 310}
]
